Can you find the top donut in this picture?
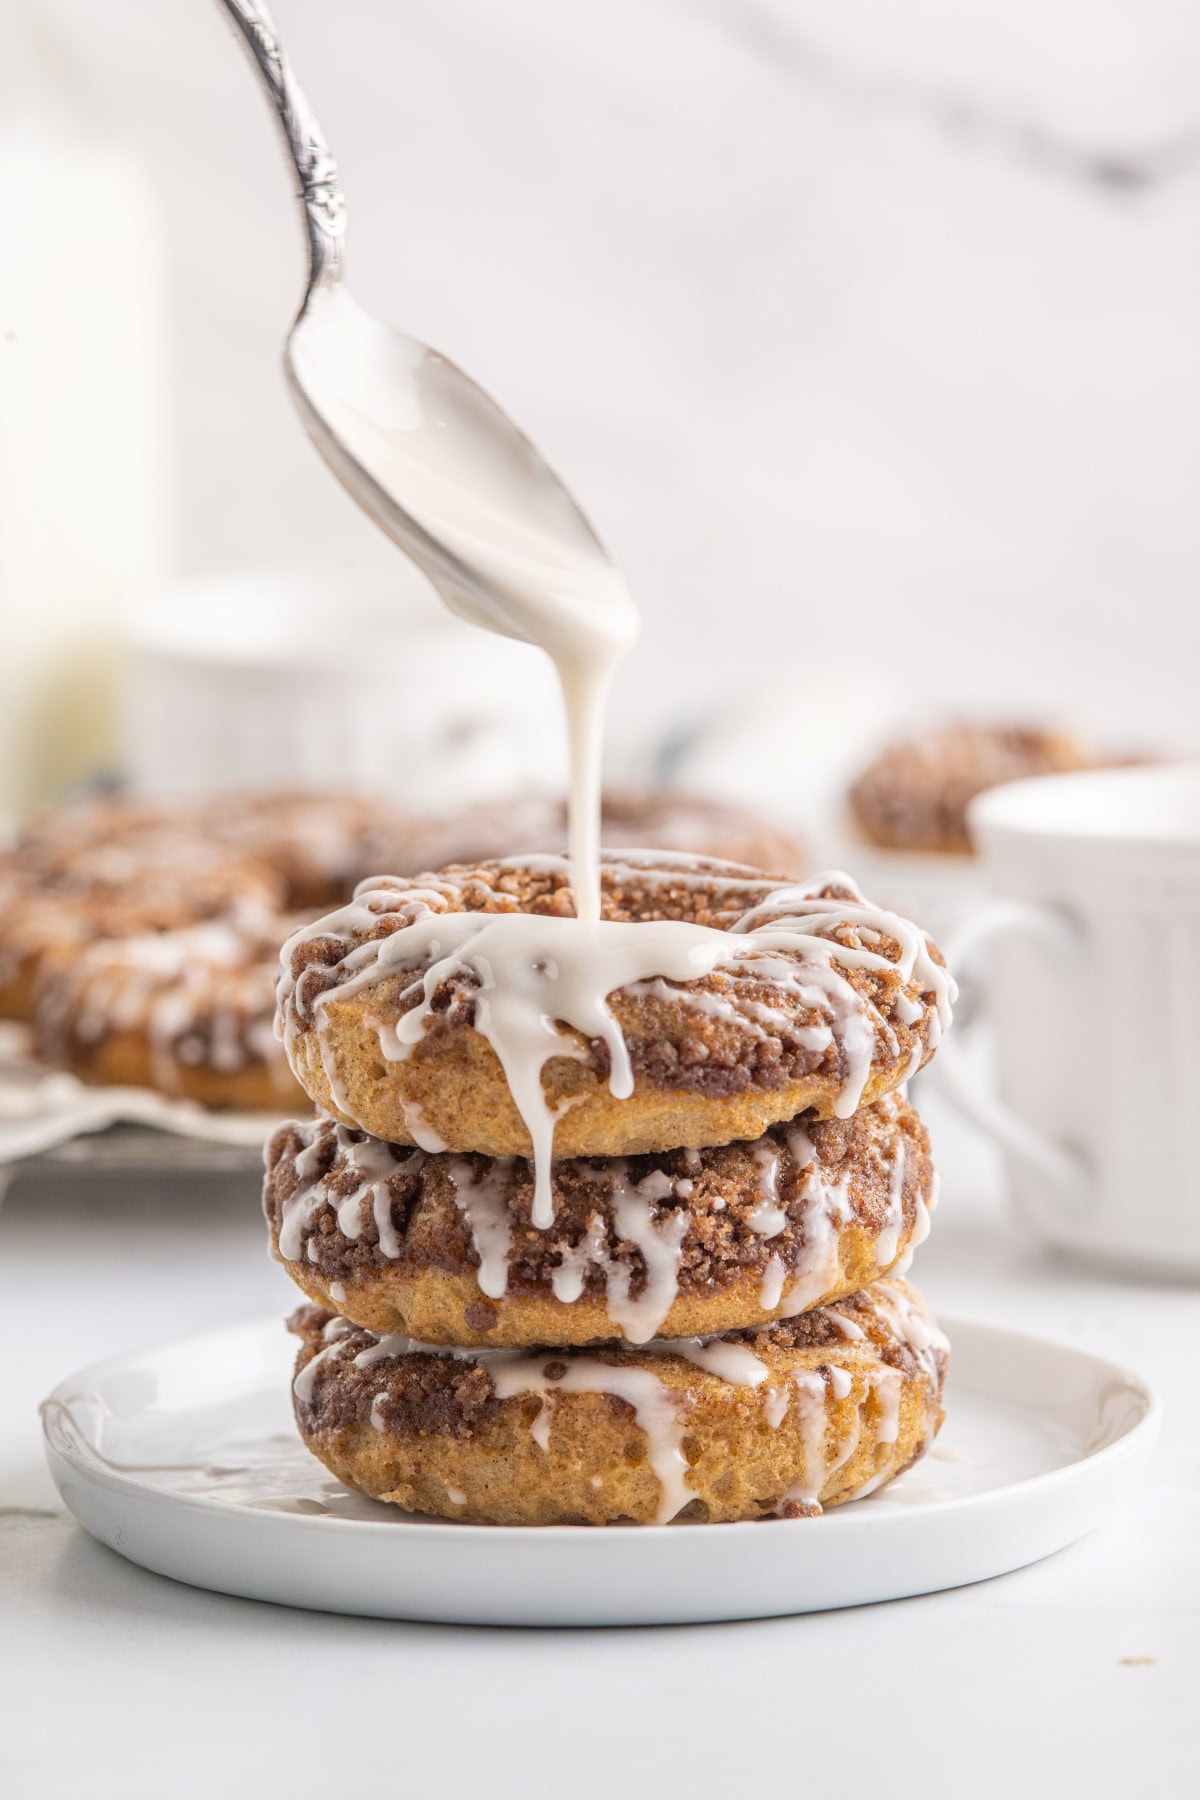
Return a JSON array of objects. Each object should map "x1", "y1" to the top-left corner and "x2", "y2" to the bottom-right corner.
[{"x1": 277, "y1": 853, "x2": 953, "y2": 1160}]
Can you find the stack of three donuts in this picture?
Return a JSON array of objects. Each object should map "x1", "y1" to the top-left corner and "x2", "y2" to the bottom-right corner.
[{"x1": 269, "y1": 853, "x2": 954, "y2": 1526}]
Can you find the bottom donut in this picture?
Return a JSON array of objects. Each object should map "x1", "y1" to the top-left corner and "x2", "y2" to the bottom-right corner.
[{"x1": 289, "y1": 1277, "x2": 948, "y2": 1526}]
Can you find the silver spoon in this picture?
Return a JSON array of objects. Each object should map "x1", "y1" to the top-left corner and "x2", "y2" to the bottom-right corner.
[{"x1": 214, "y1": 0, "x2": 636, "y2": 665}]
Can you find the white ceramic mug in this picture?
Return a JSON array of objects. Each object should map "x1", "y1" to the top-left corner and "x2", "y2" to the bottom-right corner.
[{"x1": 936, "y1": 761, "x2": 1200, "y2": 1277}]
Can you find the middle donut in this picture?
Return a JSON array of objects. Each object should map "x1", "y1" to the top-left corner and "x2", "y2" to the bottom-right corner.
[{"x1": 263, "y1": 1090, "x2": 935, "y2": 1346}]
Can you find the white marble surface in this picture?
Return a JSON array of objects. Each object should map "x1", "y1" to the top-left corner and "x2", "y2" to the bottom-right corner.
[
  {"x1": 35, "y1": 0, "x2": 1200, "y2": 765},
  {"x1": 1, "y1": 1117, "x2": 1196, "y2": 1798}
]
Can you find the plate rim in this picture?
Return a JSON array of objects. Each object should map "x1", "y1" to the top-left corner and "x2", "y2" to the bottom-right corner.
[{"x1": 41, "y1": 1310, "x2": 1161, "y2": 1543}]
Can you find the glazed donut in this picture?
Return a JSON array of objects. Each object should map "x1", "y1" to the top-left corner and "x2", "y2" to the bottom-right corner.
[
  {"x1": 17, "y1": 788, "x2": 406, "y2": 910},
  {"x1": 288, "y1": 1277, "x2": 948, "y2": 1525},
  {"x1": 0, "y1": 843, "x2": 281, "y2": 1023},
  {"x1": 198, "y1": 790, "x2": 410, "y2": 910},
  {"x1": 13, "y1": 793, "x2": 189, "y2": 869},
  {"x1": 277, "y1": 855, "x2": 953, "y2": 1162},
  {"x1": 848, "y1": 723, "x2": 1128, "y2": 856},
  {"x1": 264, "y1": 1092, "x2": 935, "y2": 1345},
  {"x1": 370, "y1": 788, "x2": 806, "y2": 880},
  {"x1": 33, "y1": 915, "x2": 306, "y2": 1111}
]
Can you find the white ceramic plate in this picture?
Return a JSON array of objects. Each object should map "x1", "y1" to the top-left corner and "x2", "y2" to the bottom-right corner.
[{"x1": 41, "y1": 1315, "x2": 1158, "y2": 1627}]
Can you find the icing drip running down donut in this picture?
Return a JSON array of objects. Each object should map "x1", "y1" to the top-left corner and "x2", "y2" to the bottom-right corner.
[
  {"x1": 263, "y1": 1093, "x2": 935, "y2": 1346},
  {"x1": 276, "y1": 855, "x2": 955, "y2": 1228}
]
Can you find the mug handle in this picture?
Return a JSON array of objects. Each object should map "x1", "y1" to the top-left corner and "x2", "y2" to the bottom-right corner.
[{"x1": 935, "y1": 900, "x2": 1089, "y2": 1214}]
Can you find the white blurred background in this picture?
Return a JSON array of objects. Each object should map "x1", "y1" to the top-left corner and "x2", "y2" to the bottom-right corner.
[{"x1": 5, "y1": 0, "x2": 1200, "y2": 811}]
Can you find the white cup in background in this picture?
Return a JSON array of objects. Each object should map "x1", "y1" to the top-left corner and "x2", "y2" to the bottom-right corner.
[
  {"x1": 122, "y1": 569, "x2": 564, "y2": 809},
  {"x1": 937, "y1": 762, "x2": 1200, "y2": 1277}
]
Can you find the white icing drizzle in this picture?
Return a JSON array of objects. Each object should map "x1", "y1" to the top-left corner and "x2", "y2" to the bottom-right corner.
[
  {"x1": 866, "y1": 1282, "x2": 950, "y2": 1378},
  {"x1": 894, "y1": 989, "x2": 923, "y2": 1026},
  {"x1": 748, "y1": 1143, "x2": 787, "y2": 1237},
  {"x1": 749, "y1": 1203, "x2": 788, "y2": 1238},
  {"x1": 874, "y1": 1368, "x2": 902, "y2": 1446},
  {"x1": 329, "y1": 1279, "x2": 944, "y2": 1525},
  {"x1": 894, "y1": 1166, "x2": 937, "y2": 1276},
  {"x1": 362, "y1": 1012, "x2": 450, "y2": 1152},
  {"x1": 541, "y1": 1164, "x2": 691, "y2": 1341},
  {"x1": 603, "y1": 1166, "x2": 689, "y2": 1343},
  {"x1": 654, "y1": 1338, "x2": 769, "y2": 1385},
  {"x1": 488, "y1": 1357, "x2": 692, "y2": 1522},
  {"x1": 292, "y1": 1133, "x2": 327, "y2": 1183},
  {"x1": 373, "y1": 1186, "x2": 403, "y2": 1259},
  {"x1": 550, "y1": 1212, "x2": 608, "y2": 1304},
  {"x1": 284, "y1": 278, "x2": 644, "y2": 932},
  {"x1": 528, "y1": 1398, "x2": 555, "y2": 1451},
  {"x1": 277, "y1": 1124, "x2": 423, "y2": 1265},
  {"x1": 874, "y1": 1140, "x2": 907, "y2": 1269},
  {"x1": 779, "y1": 1363, "x2": 906, "y2": 1514},
  {"x1": 774, "y1": 1284, "x2": 947, "y2": 1515},
  {"x1": 336, "y1": 1191, "x2": 365, "y2": 1240},
  {"x1": 760, "y1": 1256, "x2": 786, "y2": 1310},
  {"x1": 277, "y1": 866, "x2": 955, "y2": 1232},
  {"x1": 851, "y1": 1373, "x2": 908, "y2": 1500},
  {"x1": 780, "y1": 1125, "x2": 854, "y2": 1313},
  {"x1": 348, "y1": 1329, "x2": 765, "y2": 1524},
  {"x1": 315, "y1": 1010, "x2": 355, "y2": 1119},
  {"x1": 764, "y1": 1385, "x2": 790, "y2": 1429},
  {"x1": 788, "y1": 1370, "x2": 830, "y2": 1507},
  {"x1": 292, "y1": 1317, "x2": 354, "y2": 1405},
  {"x1": 820, "y1": 1392, "x2": 864, "y2": 1486},
  {"x1": 446, "y1": 1157, "x2": 515, "y2": 1299}
]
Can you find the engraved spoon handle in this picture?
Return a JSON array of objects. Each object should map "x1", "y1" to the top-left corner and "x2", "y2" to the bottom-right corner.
[{"x1": 214, "y1": 0, "x2": 346, "y2": 295}]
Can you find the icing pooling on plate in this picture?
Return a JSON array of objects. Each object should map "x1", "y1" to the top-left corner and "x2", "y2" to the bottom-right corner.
[
  {"x1": 277, "y1": 861, "x2": 954, "y2": 1230},
  {"x1": 297, "y1": 1284, "x2": 948, "y2": 1525}
]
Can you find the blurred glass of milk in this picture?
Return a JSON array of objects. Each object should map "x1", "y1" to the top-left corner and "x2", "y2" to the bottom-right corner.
[{"x1": 0, "y1": 4, "x2": 170, "y2": 817}]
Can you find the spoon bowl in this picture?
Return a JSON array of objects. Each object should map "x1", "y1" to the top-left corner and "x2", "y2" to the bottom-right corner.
[{"x1": 217, "y1": 1, "x2": 634, "y2": 665}]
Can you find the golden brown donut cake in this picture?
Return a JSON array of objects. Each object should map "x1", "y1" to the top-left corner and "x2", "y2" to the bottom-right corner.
[
  {"x1": 370, "y1": 788, "x2": 806, "y2": 881},
  {"x1": 0, "y1": 843, "x2": 282, "y2": 1023},
  {"x1": 33, "y1": 916, "x2": 306, "y2": 1111},
  {"x1": 848, "y1": 723, "x2": 1121, "y2": 856},
  {"x1": 276, "y1": 855, "x2": 953, "y2": 1159},
  {"x1": 264, "y1": 1092, "x2": 935, "y2": 1344},
  {"x1": 289, "y1": 1277, "x2": 948, "y2": 1525}
]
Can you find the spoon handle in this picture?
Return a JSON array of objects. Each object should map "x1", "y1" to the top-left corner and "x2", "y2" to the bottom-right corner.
[{"x1": 214, "y1": 0, "x2": 345, "y2": 294}]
